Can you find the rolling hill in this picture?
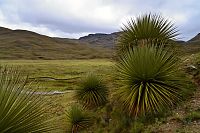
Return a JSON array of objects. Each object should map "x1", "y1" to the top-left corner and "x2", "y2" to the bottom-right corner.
[
  {"x1": 182, "y1": 33, "x2": 200, "y2": 54},
  {"x1": 1, "y1": 26, "x2": 200, "y2": 60},
  {"x1": 0, "y1": 27, "x2": 113, "y2": 59}
]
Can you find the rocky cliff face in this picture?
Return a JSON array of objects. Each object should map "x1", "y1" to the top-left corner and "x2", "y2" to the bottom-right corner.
[{"x1": 79, "y1": 32, "x2": 121, "y2": 48}]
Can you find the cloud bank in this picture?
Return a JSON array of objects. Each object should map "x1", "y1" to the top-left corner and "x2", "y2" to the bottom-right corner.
[{"x1": 0, "y1": 0, "x2": 199, "y2": 40}]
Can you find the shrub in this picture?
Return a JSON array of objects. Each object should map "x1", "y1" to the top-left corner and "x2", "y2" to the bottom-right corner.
[
  {"x1": 184, "y1": 111, "x2": 200, "y2": 123},
  {"x1": 115, "y1": 45, "x2": 187, "y2": 116},
  {"x1": 66, "y1": 104, "x2": 93, "y2": 133},
  {"x1": 75, "y1": 74, "x2": 108, "y2": 109},
  {"x1": 0, "y1": 66, "x2": 56, "y2": 132},
  {"x1": 130, "y1": 121, "x2": 144, "y2": 133},
  {"x1": 117, "y1": 13, "x2": 178, "y2": 53}
]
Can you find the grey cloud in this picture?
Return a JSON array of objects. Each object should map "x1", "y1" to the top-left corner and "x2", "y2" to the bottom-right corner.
[{"x1": 0, "y1": 0, "x2": 200, "y2": 40}]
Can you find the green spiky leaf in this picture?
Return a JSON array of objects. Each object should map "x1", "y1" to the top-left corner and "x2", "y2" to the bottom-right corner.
[
  {"x1": 0, "y1": 66, "x2": 56, "y2": 133},
  {"x1": 75, "y1": 74, "x2": 108, "y2": 109},
  {"x1": 116, "y1": 45, "x2": 186, "y2": 116},
  {"x1": 66, "y1": 104, "x2": 93, "y2": 132},
  {"x1": 117, "y1": 13, "x2": 179, "y2": 53}
]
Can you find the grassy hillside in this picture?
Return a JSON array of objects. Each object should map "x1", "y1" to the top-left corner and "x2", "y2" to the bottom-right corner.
[
  {"x1": 177, "y1": 33, "x2": 200, "y2": 54},
  {"x1": 0, "y1": 27, "x2": 113, "y2": 59},
  {"x1": 1, "y1": 26, "x2": 200, "y2": 60},
  {"x1": 183, "y1": 41, "x2": 200, "y2": 54}
]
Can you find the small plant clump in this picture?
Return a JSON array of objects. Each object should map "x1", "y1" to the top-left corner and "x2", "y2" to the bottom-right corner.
[
  {"x1": 184, "y1": 111, "x2": 200, "y2": 123},
  {"x1": 66, "y1": 104, "x2": 93, "y2": 133},
  {"x1": 75, "y1": 74, "x2": 108, "y2": 109}
]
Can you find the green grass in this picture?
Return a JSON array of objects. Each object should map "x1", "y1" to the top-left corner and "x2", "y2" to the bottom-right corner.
[
  {"x1": 0, "y1": 59, "x2": 114, "y2": 91},
  {"x1": 0, "y1": 59, "x2": 115, "y2": 131},
  {"x1": 0, "y1": 57, "x2": 198, "y2": 132},
  {"x1": 184, "y1": 111, "x2": 200, "y2": 123}
]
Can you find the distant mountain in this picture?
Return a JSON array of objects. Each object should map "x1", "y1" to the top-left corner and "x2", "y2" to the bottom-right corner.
[
  {"x1": 78, "y1": 32, "x2": 200, "y2": 55},
  {"x1": 0, "y1": 27, "x2": 112, "y2": 59},
  {"x1": 182, "y1": 33, "x2": 200, "y2": 54},
  {"x1": 79, "y1": 32, "x2": 188, "y2": 48},
  {"x1": 1, "y1": 26, "x2": 200, "y2": 60},
  {"x1": 79, "y1": 32, "x2": 121, "y2": 48},
  {"x1": 188, "y1": 33, "x2": 200, "y2": 42}
]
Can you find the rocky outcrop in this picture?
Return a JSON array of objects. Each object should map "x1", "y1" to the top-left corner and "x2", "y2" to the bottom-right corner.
[{"x1": 79, "y1": 32, "x2": 121, "y2": 48}]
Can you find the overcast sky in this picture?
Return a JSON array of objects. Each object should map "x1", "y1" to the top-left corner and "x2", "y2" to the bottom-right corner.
[{"x1": 0, "y1": 0, "x2": 199, "y2": 40}]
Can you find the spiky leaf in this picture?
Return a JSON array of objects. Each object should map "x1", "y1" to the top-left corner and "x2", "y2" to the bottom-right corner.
[
  {"x1": 116, "y1": 45, "x2": 185, "y2": 116},
  {"x1": 75, "y1": 74, "x2": 108, "y2": 109},
  {"x1": 66, "y1": 104, "x2": 93, "y2": 133},
  {"x1": 117, "y1": 14, "x2": 178, "y2": 53},
  {"x1": 0, "y1": 66, "x2": 56, "y2": 133}
]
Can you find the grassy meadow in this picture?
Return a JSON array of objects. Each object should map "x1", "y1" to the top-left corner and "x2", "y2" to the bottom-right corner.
[
  {"x1": 1, "y1": 52, "x2": 200, "y2": 132},
  {"x1": 0, "y1": 59, "x2": 114, "y2": 91},
  {"x1": 0, "y1": 59, "x2": 116, "y2": 130},
  {"x1": 0, "y1": 54, "x2": 199, "y2": 130}
]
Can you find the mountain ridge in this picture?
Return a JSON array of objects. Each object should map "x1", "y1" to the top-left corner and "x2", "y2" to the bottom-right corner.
[
  {"x1": 188, "y1": 33, "x2": 200, "y2": 42},
  {"x1": 0, "y1": 27, "x2": 113, "y2": 60},
  {"x1": 0, "y1": 26, "x2": 200, "y2": 59},
  {"x1": 79, "y1": 32, "x2": 121, "y2": 48}
]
